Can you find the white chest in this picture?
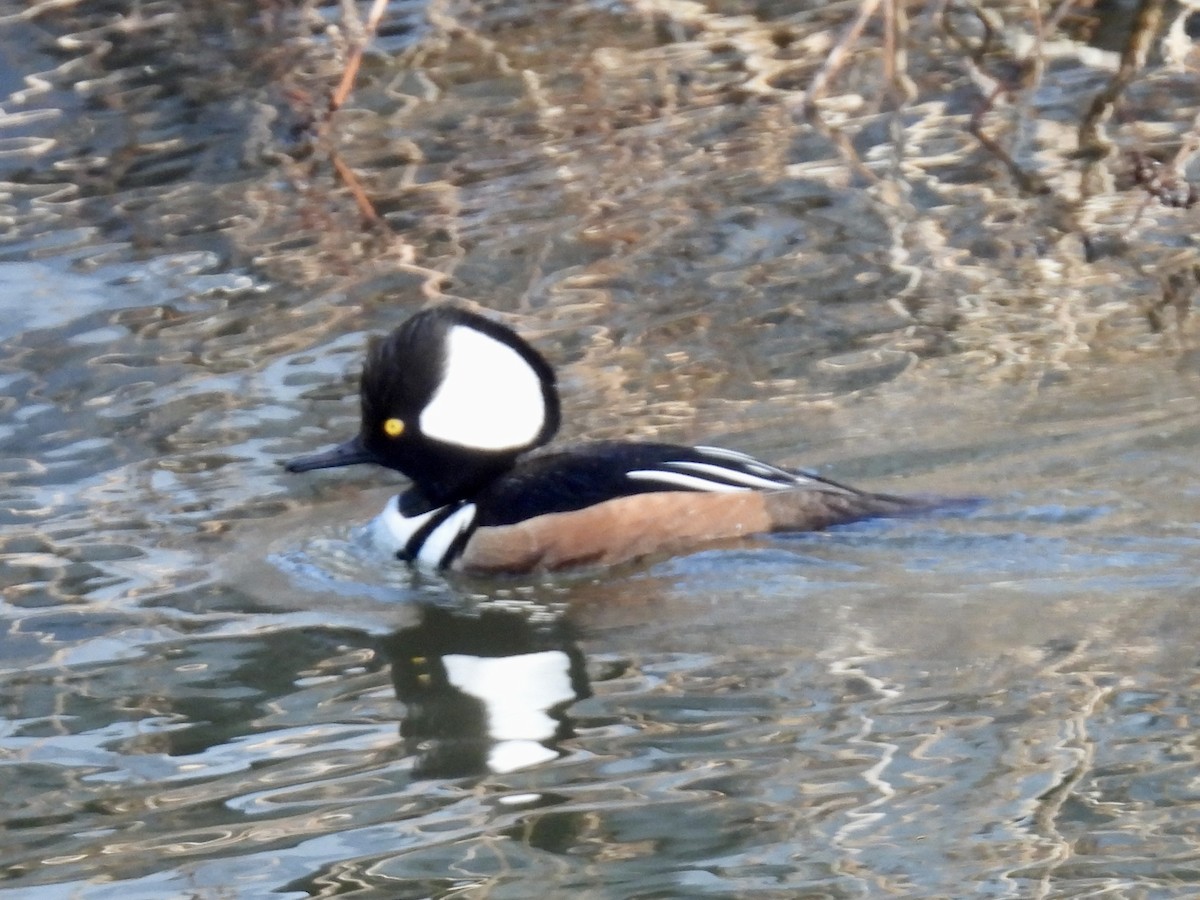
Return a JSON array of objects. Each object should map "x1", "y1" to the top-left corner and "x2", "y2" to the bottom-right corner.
[{"x1": 370, "y1": 495, "x2": 478, "y2": 569}]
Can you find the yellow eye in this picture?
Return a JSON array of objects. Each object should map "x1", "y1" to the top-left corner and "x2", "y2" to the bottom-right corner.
[{"x1": 383, "y1": 418, "x2": 404, "y2": 438}]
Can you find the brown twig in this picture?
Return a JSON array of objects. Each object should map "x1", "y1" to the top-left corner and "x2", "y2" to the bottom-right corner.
[
  {"x1": 969, "y1": 87, "x2": 1052, "y2": 195},
  {"x1": 320, "y1": 0, "x2": 391, "y2": 232},
  {"x1": 883, "y1": 0, "x2": 917, "y2": 107},
  {"x1": 1077, "y1": 0, "x2": 1165, "y2": 160},
  {"x1": 942, "y1": 2, "x2": 1050, "y2": 196},
  {"x1": 330, "y1": 0, "x2": 390, "y2": 114},
  {"x1": 1147, "y1": 265, "x2": 1199, "y2": 332},
  {"x1": 938, "y1": 1, "x2": 1003, "y2": 63},
  {"x1": 331, "y1": 151, "x2": 385, "y2": 228},
  {"x1": 1129, "y1": 151, "x2": 1199, "y2": 209},
  {"x1": 803, "y1": 0, "x2": 881, "y2": 113}
]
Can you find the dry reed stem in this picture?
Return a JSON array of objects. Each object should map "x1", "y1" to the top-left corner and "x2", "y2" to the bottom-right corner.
[
  {"x1": 1077, "y1": 0, "x2": 1165, "y2": 163},
  {"x1": 804, "y1": 0, "x2": 882, "y2": 113},
  {"x1": 330, "y1": 0, "x2": 389, "y2": 114}
]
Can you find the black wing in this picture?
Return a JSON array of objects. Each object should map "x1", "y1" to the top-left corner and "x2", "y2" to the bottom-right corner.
[{"x1": 473, "y1": 441, "x2": 845, "y2": 527}]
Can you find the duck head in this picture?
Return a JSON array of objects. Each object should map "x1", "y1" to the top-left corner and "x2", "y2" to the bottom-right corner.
[{"x1": 286, "y1": 307, "x2": 561, "y2": 505}]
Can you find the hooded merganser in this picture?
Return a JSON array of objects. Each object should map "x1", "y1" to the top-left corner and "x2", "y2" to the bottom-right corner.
[{"x1": 285, "y1": 307, "x2": 923, "y2": 574}]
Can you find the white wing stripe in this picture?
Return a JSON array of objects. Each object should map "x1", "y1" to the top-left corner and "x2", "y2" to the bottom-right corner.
[
  {"x1": 626, "y1": 470, "x2": 748, "y2": 492},
  {"x1": 664, "y1": 460, "x2": 799, "y2": 490},
  {"x1": 693, "y1": 445, "x2": 803, "y2": 479},
  {"x1": 693, "y1": 445, "x2": 757, "y2": 462}
]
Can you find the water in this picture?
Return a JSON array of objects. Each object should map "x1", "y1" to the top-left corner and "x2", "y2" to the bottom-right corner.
[{"x1": 3, "y1": 1, "x2": 1200, "y2": 897}]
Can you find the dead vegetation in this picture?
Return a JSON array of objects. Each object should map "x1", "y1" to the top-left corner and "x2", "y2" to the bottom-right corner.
[{"x1": 3, "y1": 1, "x2": 1198, "y2": 371}]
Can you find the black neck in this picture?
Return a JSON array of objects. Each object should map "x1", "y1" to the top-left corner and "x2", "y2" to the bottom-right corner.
[{"x1": 402, "y1": 448, "x2": 518, "y2": 507}]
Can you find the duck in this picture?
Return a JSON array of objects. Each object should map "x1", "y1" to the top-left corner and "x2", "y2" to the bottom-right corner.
[{"x1": 285, "y1": 306, "x2": 925, "y2": 575}]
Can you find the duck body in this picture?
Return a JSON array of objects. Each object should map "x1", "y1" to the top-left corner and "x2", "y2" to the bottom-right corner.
[{"x1": 286, "y1": 307, "x2": 924, "y2": 575}]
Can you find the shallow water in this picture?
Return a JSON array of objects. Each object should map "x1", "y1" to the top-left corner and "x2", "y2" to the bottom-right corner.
[{"x1": 3, "y1": 1, "x2": 1200, "y2": 898}]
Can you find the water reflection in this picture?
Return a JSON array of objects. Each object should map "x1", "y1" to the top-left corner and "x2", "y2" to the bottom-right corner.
[
  {"x1": 3, "y1": 0, "x2": 1200, "y2": 895},
  {"x1": 383, "y1": 602, "x2": 589, "y2": 779}
]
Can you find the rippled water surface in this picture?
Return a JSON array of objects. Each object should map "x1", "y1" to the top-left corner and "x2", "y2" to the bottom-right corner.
[{"x1": 3, "y1": 1, "x2": 1200, "y2": 897}]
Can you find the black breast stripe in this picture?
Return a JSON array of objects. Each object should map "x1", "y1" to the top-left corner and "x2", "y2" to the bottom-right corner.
[
  {"x1": 402, "y1": 504, "x2": 466, "y2": 563},
  {"x1": 438, "y1": 520, "x2": 477, "y2": 570}
]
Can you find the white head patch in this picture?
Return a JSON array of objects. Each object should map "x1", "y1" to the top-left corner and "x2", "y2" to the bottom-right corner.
[{"x1": 419, "y1": 324, "x2": 546, "y2": 451}]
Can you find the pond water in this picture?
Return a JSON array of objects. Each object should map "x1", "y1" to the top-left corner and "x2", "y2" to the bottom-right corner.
[{"x1": 2, "y1": 1, "x2": 1200, "y2": 898}]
